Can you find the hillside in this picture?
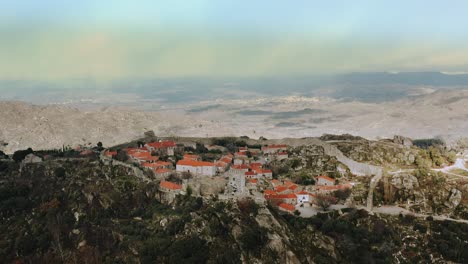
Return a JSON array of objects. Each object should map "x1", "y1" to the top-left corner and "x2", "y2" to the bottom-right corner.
[
  {"x1": 1, "y1": 146, "x2": 467, "y2": 263},
  {"x1": 2, "y1": 89, "x2": 468, "y2": 153}
]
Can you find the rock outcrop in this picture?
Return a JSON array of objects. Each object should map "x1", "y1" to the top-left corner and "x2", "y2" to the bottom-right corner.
[{"x1": 393, "y1": 135, "x2": 413, "y2": 147}]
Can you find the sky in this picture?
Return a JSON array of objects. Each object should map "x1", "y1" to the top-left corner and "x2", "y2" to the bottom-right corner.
[{"x1": 1, "y1": 0, "x2": 468, "y2": 79}]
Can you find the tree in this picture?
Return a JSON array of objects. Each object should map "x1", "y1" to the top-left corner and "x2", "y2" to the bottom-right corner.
[
  {"x1": 186, "y1": 185, "x2": 193, "y2": 197},
  {"x1": 334, "y1": 188, "x2": 351, "y2": 201},
  {"x1": 96, "y1": 142, "x2": 104, "y2": 151},
  {"x1": 316, "y1": 194, "x2": 337, "y2": 211},
  {"x1": 115, "y1": 150, "x2": 129, "y2": 162}
]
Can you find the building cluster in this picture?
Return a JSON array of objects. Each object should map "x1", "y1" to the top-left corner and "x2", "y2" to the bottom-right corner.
[
  {"x1": 262, "y1": 175, "x2": 353, "y2": 213},
  {"x1": 105, "y1": 139, "x2": 353, "y2": 213}
]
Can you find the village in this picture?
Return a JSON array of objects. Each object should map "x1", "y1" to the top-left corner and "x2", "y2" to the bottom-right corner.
[{"x1": 103, "y1": 139, "x2": 354, "y2": 216}]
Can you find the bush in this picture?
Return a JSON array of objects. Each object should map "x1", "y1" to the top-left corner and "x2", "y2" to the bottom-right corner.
[
  {"x1": 237, "y1": 198, "x2": 259, "y2": 216},
  {"x1": 238, "y1": 226, "x2": 268, "y2": 255},
  {"x1": 54, "y1": 167, "x2": 66, "y2": 178},
  {"x1": 334, "y1": 188, "x2": 352, "y2": 201},
  {"x1": 316, "y1": 194, "x2": 337, "y2": 211}
]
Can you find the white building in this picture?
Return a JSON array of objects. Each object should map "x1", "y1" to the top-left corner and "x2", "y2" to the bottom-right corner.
[
  {"x1": 296, "y1": 191, "x2": 311, "y2": 204},
  {"x1": 176, "y1": 160, "x2": 216, "y2": 176}
]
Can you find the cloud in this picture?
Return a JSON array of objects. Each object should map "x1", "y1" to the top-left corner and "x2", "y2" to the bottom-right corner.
[{"x1": 1, "y1": 27, "x2": 468, "y2": 80}]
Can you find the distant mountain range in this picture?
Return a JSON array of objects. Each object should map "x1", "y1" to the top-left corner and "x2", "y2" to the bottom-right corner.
[{"x1": 2, "y1": 72, "x2": 468, "y2": 106}]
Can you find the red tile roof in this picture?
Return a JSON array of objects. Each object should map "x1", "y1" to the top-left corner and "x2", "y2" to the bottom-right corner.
[
  {"x1": 316, "y1": 183, "x2": 352, "y2": 191},
  {"x1": 296, "y1": 190, "x2": 309, "y2": 195},
  {"x1": 126, "y1": 147, "x2": 149, "y2": 154},
  {"x1": 177, "y1": 159, "x2": 214, "y2": 167},
  {"x1": 183, "y1": 154, "x2": 200, "y2": 160},
  {"x1": 283, "y1": 180, "x2": 294, "y2": 186},
  {"x1": 275, "y1": 186, "x2": 288, "y2": 193},
  {"x1": 146, "y1": 141, "x2": 177, "y2": 148},
  {"x1": 231, "y1": 164, "x2": 249, "y2": 170},
  {"x1": 250, "y1": 162, "x2": 262, "y2": 168},
  {"x1": 245, "y1": 171, "x2": 256, "y2": 175},
  {"x1": 249, "y1": 179, "x2": 258, "y2": 184},
  {"x1": 278, "y1": 203, "x2": 295, "y2": 212},
  {"x1": 271, "y1": 179, "x2": 281, "y2": 186},
  {"x1": 265, "y1": 193, "x2": 297, "y2": 199},
  {"x1": 220, "y1": 157, "x2": 232, "y2": 163},
  {"x1": 155, "y1": 168, "x2": 172, "y2": 174},
  {"x1": 288, "y1": 185, "x2": 298, "y2": 191},
  {"x1": 264, "y1": 189, "x2": 277, "y2": 195},
  {"x1": 160, "y1": 180, "x2": 182, "y2": 190},
  {"x1": 263, "y1": 144, "x2": 288, "y2": 149},
  {"x1": 130, "y1": 152, "x2": 152, "y2": 158}
]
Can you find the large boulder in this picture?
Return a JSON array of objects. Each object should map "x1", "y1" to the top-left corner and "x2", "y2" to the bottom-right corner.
[
  {"x1": 389, "y1": 173, "x2": 424, "y2": 204},
  {"x1": 444, "y1": 188, "x2": 462, "y2": 209},
  {"x1": 22, "y1": 153, "x2": 42, "y2": 164},
  {"x1": 393, "y1": 135, "x2": 413, "y2": 147}
]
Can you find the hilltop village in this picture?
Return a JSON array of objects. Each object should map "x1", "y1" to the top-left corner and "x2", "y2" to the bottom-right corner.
[
  {"x1": 101, "y1": 138, "x2": 356, "y2": 215},
  {"x1": 2, "y1": 134, "x2": 468, "y2": 263}
]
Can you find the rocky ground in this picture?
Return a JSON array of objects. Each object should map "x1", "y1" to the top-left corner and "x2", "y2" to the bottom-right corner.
[{"x1": 1, "y1": 154, "x2": 468, "y2": 263}]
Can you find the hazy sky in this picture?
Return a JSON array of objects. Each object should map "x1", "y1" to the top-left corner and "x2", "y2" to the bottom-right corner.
[{"x1": 1, "y1": 1, "x2": 468, "y2": 79}]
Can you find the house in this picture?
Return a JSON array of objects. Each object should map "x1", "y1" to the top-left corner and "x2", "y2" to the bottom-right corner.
[
  {"x1": 176, "y1": 159, "x2": 216, "y2": 176},
  {"x1": 288, "y1": 184, "x2": 298, "y2": 192},
  {"x1": 275, "y1": 185, "x2": 290, "y2": 194},
  {"x1": 283, "y1": 180, "x2": 295, "y2": 187},
  {"x1": 230, "y1": 164, "x2": 250, "y2": 175},
  {"x1": 128, "y1": 151, "x2": 153, "y2": 163},
  {"x1": 275, "y1": 152, "x2": 289, "y2": 161},
  {"x1": 145, "y1": 141, "x2": 177, "y2": 156},
  {"x1": 143, "y1": 161, "x2": 172, "y2": 169},
  {"x1": 256, "y1": 169, "x2": 273, "y2": 179},
  {"x1": 159, "y1": 180, "x2": 183, "y2": 203},
  {"x1": 250, "y1": 162, "x2": 263, "y2": 171},
  {"x1": 264, "y1": 193, "x2": 297, "y2": 205},
  {"x1": 248, "y1": 179, "x2": 258, "y2": 185},
  {"x1": 245, "y1": 171, "x2": 257, "y2": 179},
  {"x1": 296, "y1": 190, "x2": 311, "y2": 204},
  {"x1": 316, "y1": 175, "x2": 335, "y2": 186},
  {"x1": 262, "y1": 144, "x2": 288, "y2": 154},
  {"x1": 235, "y1": 151, "x2": 247, "y2": 157},
  {"x1": 238, "y1": 147, "x2": 248, "y2": 153},
  {"x1": 264, "y1": 189, "x2": 277, "y2": 195},
  {"x1": 159, "y1": 180, "x2": 182, "y2": 192},
  {"x1": 278, "y1": 203, "x2": 296, "y2": 213},
  {"x1": 315, "y1": 183, "x2": 353, "y2": 194},
  {"x1": 183, "y1": 154, "x2": 201, "y2": 161},
  {"x1": 155, "y1": 168, "x2": 172, "y2": 178},
  {"x1": 271, "y1": 179, "x2": 281, "y2": 187},
  {"x1": 233, "y1": 157, "x2": 249, "y2": 165},
  {"x1": 215, "y1": 155, "x2": 233, "y2": 172}
]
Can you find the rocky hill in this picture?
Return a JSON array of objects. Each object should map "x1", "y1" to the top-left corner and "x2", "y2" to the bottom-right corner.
[
  {"x1": 1, "y1": 154, "x2": 467, "y2": 263},
  {"x1": 2, "y1": 89, "x2": 468, "y2": 153}
]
